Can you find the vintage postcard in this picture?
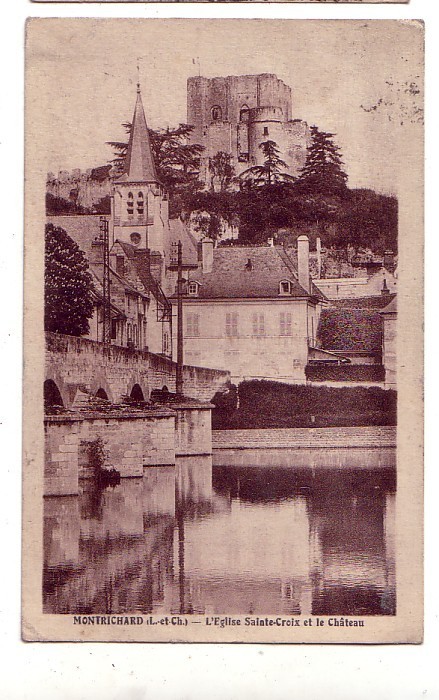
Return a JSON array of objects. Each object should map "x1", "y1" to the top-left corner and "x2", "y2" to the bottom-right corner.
[
  {"x1": 31, "y1": 1, "x2": 411, "y2": 4},
  {"x1": 23, "y1": 19, "x2": 423, "y2": 643}
]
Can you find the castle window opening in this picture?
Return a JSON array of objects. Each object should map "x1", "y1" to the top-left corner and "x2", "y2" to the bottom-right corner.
[
  {"x1": 263, "y1": 127, "x2": 269, "y2": 136},
  {"x1": 211, "y1": 106, "x2": 222, "y2": 122},
  {"x1": 240, "y1": 106, "x2": 250, "y2": 122}
]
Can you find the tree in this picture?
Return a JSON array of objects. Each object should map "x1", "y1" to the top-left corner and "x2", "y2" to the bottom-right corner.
[
  {"x1": 239, "y1": 140, "x2": 294, "y2": 187},
  {"x1": 208, "y1": 151, "x2": 235, "y2": 192},
  {"x1": 107, "y1": 122, "x2": 204, "y2": 197},
  {"x1": 45, "y1": 224, "x2": 94, "y2": 336},
  {"x1": 297, "y1": 126, "x2": 348, "y2": 195}
]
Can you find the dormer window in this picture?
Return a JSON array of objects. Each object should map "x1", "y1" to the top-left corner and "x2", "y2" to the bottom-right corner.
[
  {"x1": 188, "y1": 281, "x2": 200, "y2": 297},
  {"x1": 279, "y1": 280, "x2": 293, "y2": 295},
  {"x1": 127, "y1": 191, "x2": 134, "y2": 216}
]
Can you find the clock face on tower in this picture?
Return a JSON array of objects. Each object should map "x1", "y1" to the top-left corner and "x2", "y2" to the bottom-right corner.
[{"x1": 130, "y1": 232, "x2": 141, "y2": 245}]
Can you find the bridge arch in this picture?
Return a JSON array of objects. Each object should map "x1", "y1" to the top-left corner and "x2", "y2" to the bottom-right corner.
[
  {"x1": 44, "y1": 368, "x2": 71, "y2": 409},
  {"x1": 95, "y1": 387, "x2": 109, "y2": 400},
  {"x1": 130, "y1": 384, "x2": 145, "y2": 401},
  {"x1": 90, "y1": 373, "x2": 114, "y2": 404},
  {"x1": 44, "y1": 379, "x2": 64, "y2": 408}
]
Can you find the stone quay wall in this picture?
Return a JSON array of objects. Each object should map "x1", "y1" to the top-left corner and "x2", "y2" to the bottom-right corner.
[
  {"x1": 45, "y1": 332, "x2": 230, "y2": 408},
  {"x1": 212, "y1": 426, "x2": 396, "y2": 450},
  {"x1": 44, "y1": 409, "x2": 176, "y2": 496}
]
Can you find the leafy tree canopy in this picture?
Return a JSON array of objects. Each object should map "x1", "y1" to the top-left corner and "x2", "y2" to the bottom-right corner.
[{"x1": 45, "y1": 224, "x2": 94, "y2": 336}]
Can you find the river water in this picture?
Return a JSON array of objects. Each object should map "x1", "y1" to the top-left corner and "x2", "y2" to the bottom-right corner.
[{"x1": 43, "y1": 449, "x2": 396, "y2": 617}]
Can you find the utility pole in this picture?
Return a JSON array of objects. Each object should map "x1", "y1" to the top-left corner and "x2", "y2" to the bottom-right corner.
[
  {"x1": 176, "y1": 241, "x2": 184, "y2": 397},
  {"x1": 100, "y1": 217, "x2": 111, "y2": 345},
  {"x1": 169, "y1": 241, "x2": 198, "y2": 398}
]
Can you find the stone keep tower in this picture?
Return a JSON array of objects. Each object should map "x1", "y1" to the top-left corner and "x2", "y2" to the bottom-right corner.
[
  {"x1": 187, "y1": 73, "x2": 310, "y2": 184},
  {"x1": 112, "y1": 84, "x2": 169, "y2": 255}
]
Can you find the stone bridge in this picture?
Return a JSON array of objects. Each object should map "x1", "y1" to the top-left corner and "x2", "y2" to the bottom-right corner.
[{"x1": 44, "y1": 332, "x2": 230, "y2": 409}]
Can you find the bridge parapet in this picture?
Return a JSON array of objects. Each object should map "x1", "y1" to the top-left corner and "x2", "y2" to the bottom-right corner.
[{"x1": 45, "y1": 332, "x2": 230, "y2": 408}]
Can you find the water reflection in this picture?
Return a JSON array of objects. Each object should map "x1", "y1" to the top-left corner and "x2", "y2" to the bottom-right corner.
[{"x1": 43, "y1": 452, "x2": 396, "y2": 616}]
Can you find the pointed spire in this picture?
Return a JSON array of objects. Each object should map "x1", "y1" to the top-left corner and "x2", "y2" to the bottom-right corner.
[{"x1": 117, "y1": 85, "x2": 159, "y2": 183}]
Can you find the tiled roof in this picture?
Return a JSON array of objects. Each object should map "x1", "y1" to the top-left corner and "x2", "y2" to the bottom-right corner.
[
  {"x1": 178, "y1": 246, "x2": 322, "y2": 300},
  {"x1": 46, "y1": 214, "x2": 105, "y2": 259},
  {"x1": 380, "y1": 296, "x2": 397, "y2": 315},
  {"x1": 115, "y1": 240, "x2": 170, "y2": 309},
  {"x1": 332, "y1": 294, "x2": 397, "y2": 310}
]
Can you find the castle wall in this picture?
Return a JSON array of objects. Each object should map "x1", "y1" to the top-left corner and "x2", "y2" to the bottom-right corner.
[{"x1": 187, "y1": 74, "x2": 309, "y2": 185}]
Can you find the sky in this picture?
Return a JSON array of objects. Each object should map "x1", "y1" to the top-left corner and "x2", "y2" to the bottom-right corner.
[{"x1": 27, "y1": 19, "x2": 423, "y2": 195}]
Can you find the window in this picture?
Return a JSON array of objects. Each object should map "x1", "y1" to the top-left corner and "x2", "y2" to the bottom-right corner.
[
  {"x1": 163, "y1": 331, "x2": 170, "y2": 355},
  {"x1": 186, "y1": 313, "x2": 200, "y2": 337},
  {"x1": 116, "y1": 255, "x2": 125, "y2": 277},
  {"x1": 226, "y1": 312, "x2": 238, "y2": 337},
  {"x1": 279, "y1": 280, "x2": 292, "y2": 295},
  {"x1": 127, "y1": 191, "x2": 134, "y2": 215},
  {"x1": 137, "y1": 191, "x2": 144, "y2": 216},
  {"x1": 252, "y1": 313, "x2": 265, "y2": 337},
  {"x1": 188, "y1": 281, "x2": 199, "y2": 296},
  {"x1": 280, "y1": 312, "x2": 292, "y2": 336},
  {"x1": 111, "y1": 319, "x2": 117, "y2": 340},
  {"x1": 211, "y1": 105, "x2": 222, "y2": 122},
  {"x1": 240, "y1": 106, "x2": 250, "y2": 122},
  {"x1": 263, "y1": 126, "x2": 269, "y2": 137}
]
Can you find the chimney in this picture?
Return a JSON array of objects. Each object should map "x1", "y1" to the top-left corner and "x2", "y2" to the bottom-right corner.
[
  {"x1": 297, "y1": 235, "x2": 310, "y2": 293},
  {"x1": 201, "y1": 238, "x2": 214, "y2": 273},
  {"x1": 316, "y1": 236, "x2": 322, "y2": 279}
]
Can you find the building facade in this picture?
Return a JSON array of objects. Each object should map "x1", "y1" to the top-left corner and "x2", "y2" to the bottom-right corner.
[
  {"x1": 171, "y1": 237, "x2": 325, "y2": 385},
  {"x1": 187, "y1": 73, "x2": 310, "y2": 186}
]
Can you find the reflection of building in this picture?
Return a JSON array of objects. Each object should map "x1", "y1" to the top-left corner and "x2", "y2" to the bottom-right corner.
[
  {"x1": 43, "y1": 462, "x2": 396, "y2": 617},
  {"x1": 187, "y1": 74, "x2": 310, "y2": 185}
]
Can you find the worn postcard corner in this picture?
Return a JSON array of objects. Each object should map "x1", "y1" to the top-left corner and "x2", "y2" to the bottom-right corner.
[{"x1": 23, "y1": 18, "x2": 423, "y2": 644}]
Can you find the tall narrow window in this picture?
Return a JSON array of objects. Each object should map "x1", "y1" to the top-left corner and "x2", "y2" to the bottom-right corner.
[
  {"x1": 127, "y1": 191, "x2": 134, "y2": 216},
  {"x1": 280, "y1": 312, "x2": 292, "y2": 336},
  {"x1": 226, "y1": 312, "x2": 238, "y2": 337},
  {"x1": 252, "y1": 313, "x2": 265, "y2": 337},
  {"x1": 186, "y1": 313, "x2": 200, "y2": 337},
  {"x1": 137, "y1": 191, "x2": 144, "y2": 216},
  {"x1": 211, "y1": 105, "x2": 222, "y2": 122}
]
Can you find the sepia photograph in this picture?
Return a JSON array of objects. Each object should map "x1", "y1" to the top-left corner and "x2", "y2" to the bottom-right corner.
[{"x1": 23, "y1": 18, "x2": 423, "y2": 643}]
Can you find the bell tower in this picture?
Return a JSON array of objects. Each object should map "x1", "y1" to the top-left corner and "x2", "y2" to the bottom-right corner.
[{"x1": 112, "y1": 83, "x2": 168, "y2": 255}]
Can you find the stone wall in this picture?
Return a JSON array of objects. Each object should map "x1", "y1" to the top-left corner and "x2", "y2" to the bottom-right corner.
[
  {"x1": 44, "y1": 409, "x2": 176, "y2": 494},
  {"x1": 212, "y1": 426, "x2": 396, "y2": 450},
  {"x1": 45, "y1": 332, "x2": 230, "y2": 407},
  {"x1": 175, "y1": 405, "x2": 213, "y2": 456}
]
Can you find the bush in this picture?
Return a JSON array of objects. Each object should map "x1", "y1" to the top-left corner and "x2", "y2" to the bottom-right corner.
[{"x1": 212, "y1": 380, "x2": 396, "y2": 429}]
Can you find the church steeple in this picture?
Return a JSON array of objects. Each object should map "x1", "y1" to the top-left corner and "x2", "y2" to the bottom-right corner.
[
  {"x1": 112, "y1": 83, "x2": 168, "y2": 256},
  {"x1": 117, "y1": 84, "x2": 159, "y2": 183}
]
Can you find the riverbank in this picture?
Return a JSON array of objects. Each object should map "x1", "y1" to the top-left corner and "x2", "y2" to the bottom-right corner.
[{"x1": 212, "y1": 425, "x2": 396, "y2": 450}]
